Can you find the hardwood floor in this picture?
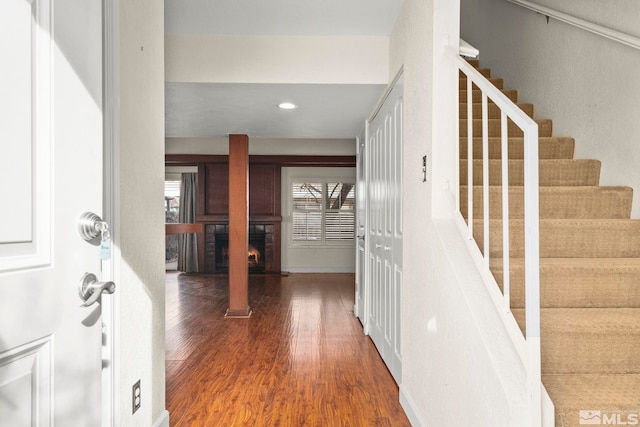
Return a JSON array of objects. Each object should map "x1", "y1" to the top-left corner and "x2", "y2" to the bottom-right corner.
[{"x1": 165, "y1": 272, "x2": 410, "y2": 426}]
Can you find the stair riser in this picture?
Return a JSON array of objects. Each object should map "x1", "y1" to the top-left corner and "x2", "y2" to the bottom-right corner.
[
  {"x1": 459, "y1": 119, "x2": 552, "y2": 137},
  {"x1": 473, "y1": 220, "x2": 640, "y2": 258},
  {"x1": 460, "y1": 187, "x2": 632, "y2": 219},
  {"x1": 513, "y1": 309, "x2": 640, "y2": 374},
  {"x1": 494, "y1": 267, "x2": 640, "y2": 308},
  {"x1": 460, "y1": 89, "x2": 518, "y2": 103},
  {"x1": 459, "y1": 103, "x2": 534, "y2": 119},
  {"x1": 459, "y1": 137, "x2": 575, "y2": 159},
  {"x1": 543, "y1": 374, "x2": 640, "y2": 427},
  {"x1": 459, "y1": 68, "x2": 490, "y2": 78},
  {"x1": 460, "y1": 159, "x2": 601, "y2": 186},
  {"x1": 542, "y1": 333, "x2": 640, "y2": 374},
  {"x1": 459, "y1": 77, "x2": 504, "y2": 90}
]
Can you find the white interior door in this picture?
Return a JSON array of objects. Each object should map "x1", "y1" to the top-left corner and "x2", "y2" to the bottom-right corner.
[
  {"x1": 0, "y1": 0, "x2": 106, "y2": 425},
  {"x1": 355, "y1": 129, "x2": 368, "y2": 328},
  {"x1": 366, "y1": 73, "x2": 403, "y2": 383}
]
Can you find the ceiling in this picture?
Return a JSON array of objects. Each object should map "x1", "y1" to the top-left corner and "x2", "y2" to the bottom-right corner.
[{"x1": 164, "y1": 0, "x2": 404, "y2": 140}]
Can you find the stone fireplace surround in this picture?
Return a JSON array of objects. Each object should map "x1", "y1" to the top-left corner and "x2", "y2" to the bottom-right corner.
[{"x1": 205, "y1": 222, "x2": 276, "y2": 274}]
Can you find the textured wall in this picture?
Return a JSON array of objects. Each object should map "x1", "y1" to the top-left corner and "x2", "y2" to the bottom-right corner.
[
  {"x1": 461, "y1": 0, "x2": 640, "y2": 217},
  {"x1": 117, "y1": 0, "x2": 166, "y2": 425},
  {"x1": 392, "y1": 0, "x2": 529, "y2": 425},
  {"x1": 165, "y1": 34, "x2": 389, "y2": 84}
]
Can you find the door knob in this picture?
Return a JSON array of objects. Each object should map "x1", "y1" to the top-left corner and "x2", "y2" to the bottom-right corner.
[
  {"x1": 78, "y1": 212, "x2": 109, "y2": 242},
  {"x1": 78, "y1": 272, "x2": 115, "y2": 307}
]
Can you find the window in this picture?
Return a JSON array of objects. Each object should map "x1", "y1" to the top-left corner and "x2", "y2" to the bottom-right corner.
[
  {"x1": 165, "y1": 180, "x2": 181, "y2": 266},
  {"x1": 164, "y1": 180, "x2": 181, "y2": 223},
  {"x1": 292, "y1": 182, "x2": 355, "y2": 243}
]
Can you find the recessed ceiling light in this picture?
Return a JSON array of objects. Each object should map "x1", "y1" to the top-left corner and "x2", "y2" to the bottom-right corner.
[{"x1": 278, "y1": 102, "x2": 297, "y2": 110}]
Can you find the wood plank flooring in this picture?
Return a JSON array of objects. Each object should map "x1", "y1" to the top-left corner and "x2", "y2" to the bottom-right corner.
[{"x1": 165, "y1": 272, "x2": 410, "y2": 426}]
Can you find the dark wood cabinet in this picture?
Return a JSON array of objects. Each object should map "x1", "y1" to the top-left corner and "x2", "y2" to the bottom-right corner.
[
  {"x1": 248, "y1": 164, "x2": 280, "y2": 217},
  {"x1": 198, "y1": 162, "x2": 281, "y2": 219},
  {"x1": 203, "y1": 163, "x2": 229, "y2": 216}
]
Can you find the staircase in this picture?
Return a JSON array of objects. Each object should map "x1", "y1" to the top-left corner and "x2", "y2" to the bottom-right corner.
[{"x1": 459, "y1": 59, "x2": 640, "y2": 427}]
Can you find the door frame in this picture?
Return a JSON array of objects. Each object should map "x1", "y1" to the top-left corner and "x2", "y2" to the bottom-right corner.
[
  {"x1": 355, "y1": 123, "x2": 370, "y2": 334},
  {"x1": 102, "y1": 0, "x2": 119, "y2": 424}
]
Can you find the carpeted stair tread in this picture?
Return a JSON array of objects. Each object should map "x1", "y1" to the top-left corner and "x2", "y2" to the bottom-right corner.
[
  {"x1": 459, "y1": 77, "x2": 504, "y2": 90},
  {"x1": 474, "y1": 219, "x2": 640, "y2": 258},
  {"x1": 492, "y1": 258, "x2": 640, "y2": 308},
  {"x1": 465, "y1": 59, "x2": 480, "y2": 67},
  {"x1": 512, "y1": 308, "x2": 640, "y2": 374},
  {"x1": 460, "y1": 118, "x2": 553, "y2": 137},
  {"x1": 459, "y1": 102, "x2": 535, "y2": 119},
  {"x1": 542, "y1": 374, "x2": 640, "y2": 427},
  {"x1": 459, "y1": 68, "x2": 490, "y2": 78},
  {"x1": 460, "y1": 159, "x2": 601, "y2": 186},
  {"x1": 460, "y1": 186, "x2": 633, "y2": 219},
  {"x1": 459, "y1": 89, "x2": 518, "y2": 103},
  {"x1": 459, "y1": 136, "x2": 575, "y2": 159}
]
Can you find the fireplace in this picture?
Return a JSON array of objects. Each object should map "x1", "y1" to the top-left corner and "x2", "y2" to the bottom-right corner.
[
  {"x1": 205, "y1": 222, "x2": 277, "y2": 274},
  {"x1": 215, "y1": 226, "x2": 266, "y2": 274}
]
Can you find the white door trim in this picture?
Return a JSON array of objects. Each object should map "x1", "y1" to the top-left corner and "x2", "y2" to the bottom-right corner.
[
  {"x1": 355, "y1": 123, "x2": 371, "y2": 335},
  {"x1": 102, "y1": 0, "x2": 120, "y2": 425}
]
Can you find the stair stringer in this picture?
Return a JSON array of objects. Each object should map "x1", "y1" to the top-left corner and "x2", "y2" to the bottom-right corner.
[
  {"x1": 542, "y1": 385, "x2": 555, "y2": 427},
  {"x1": 412, "y1": 214, "x2": 532, "y2": 426},
  {"x1": 452, "y1": 212, "x2": 553, "y2": 426}
]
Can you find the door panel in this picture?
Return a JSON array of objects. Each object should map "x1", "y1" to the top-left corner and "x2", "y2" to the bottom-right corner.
[
  {"x1": 366, "y1": 74, "x2": 403, "y2": 383},
  {"x1": 0, "y1": 0, "x2": 32, "y2": 245},
  {"x1": 0, "y1": 0, "x2": 49, "y2": 267},
  {"x1": 0, "y1": 0, "x2": 105, "y2": 425}
]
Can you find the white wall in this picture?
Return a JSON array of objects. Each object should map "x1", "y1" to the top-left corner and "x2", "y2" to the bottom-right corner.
[
  {"x1": 461, "y1": 0, "x2": 640, "y2": 217},
  {"x1": 511, "y1": 0, "x2": 640, "y2": 38},
  {"x1": 281, "y1": 167, "x2": 356, "y2": 273},
  {"x1": 165, "y1": 34, "x2": 389, "y2": 84},
  {"x1": 391, "y1": 0, "x2": 529, "y2": 425},
  {"x1": 116, "y1": 0, "x2": 166, "y2": 425}
]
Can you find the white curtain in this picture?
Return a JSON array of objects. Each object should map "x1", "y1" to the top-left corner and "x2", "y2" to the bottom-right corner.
[{"x1": 178, "y1": 173, "x2": 198, "y2": 272}]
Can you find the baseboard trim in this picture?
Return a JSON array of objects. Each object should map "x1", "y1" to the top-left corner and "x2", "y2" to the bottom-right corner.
[
  {"x1": 400, "y1": 385, "x2": 427, "y2": 427},
  {"x1": 152, "y1": 410, "x2": 170, "y2": 427}
]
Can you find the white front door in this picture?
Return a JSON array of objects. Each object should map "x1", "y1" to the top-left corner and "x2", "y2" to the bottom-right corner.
[
  {"x1": 367, "y1": 73, "x2": 403, "y2": 383},
  {"x1": 0, "y1": 0, "x2": 106, "y2": 425}
]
